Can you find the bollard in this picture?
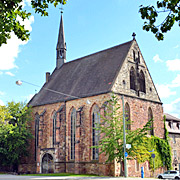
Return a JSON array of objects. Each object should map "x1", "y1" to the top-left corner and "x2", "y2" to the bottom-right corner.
[{"x1": 141, "y1": 166, "x2": 144, "y2": 178}]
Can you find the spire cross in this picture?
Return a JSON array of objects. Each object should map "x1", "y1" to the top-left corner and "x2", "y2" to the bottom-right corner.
[{"x1": 132, "y1": 32, "x2": 136, "y2": 39}]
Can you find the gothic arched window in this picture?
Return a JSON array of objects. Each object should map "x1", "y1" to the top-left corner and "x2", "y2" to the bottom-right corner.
[
  {"x1": 70, "y1": 108, "x2": 76, "y2": 160},
  {"x1": 148, "y1": 107, "x2": 154, "y2": 135},
  {"x1": 125, "y1": 103, "x2": 131, "y2": 130},
  {"x1": 130, "y1": 67, "x2": 136, "y2": 91},
  {"x1": 52, "y1": 111, "x2": 57, "y2": 147},
  {"x1": 139, "y1": 70, "x2": 146, "y2": 93},
  {"x1": 133, "y1": 50, "x2": 136, "y2": 61},
  {"x1": 35, "y1": 113, "x2": 39, "y2": 161},
  {"x1": 92, "y1": 105, "x2": 100, "y2": 160}
]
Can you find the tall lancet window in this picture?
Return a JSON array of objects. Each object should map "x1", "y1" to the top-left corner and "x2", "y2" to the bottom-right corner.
[
  {"x1": 139, "y1": 70, "x2": 146, "y2": 93},
  {"x1": 125, "y1": 103, "x2": 131, "y2": 130},
  {"x1": 52, "y1": 111, "x2": 57, "y2": 147},
  {"x1": 148, "y1": 107, "x2": 154, "y2": 135},
  {"x1": 133, "y1": 50, "x2": 136, "y2": 62},
  {"x1": 35, "y1": 113, "x2": 39, "y2": 161},
  {"x1": 130, "y1": 67, "x2": 136, "y2": 90},
  {"x1": 70, "y1": 108, "x2": 76, "y2": 160},
  {"x1": 92, "y1": 104, "x2": 100, "y2": 160}
]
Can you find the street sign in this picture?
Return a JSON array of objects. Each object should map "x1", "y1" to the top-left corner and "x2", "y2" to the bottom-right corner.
[
  {"x1": 149, "y1": 149, "x2": 154, "y2": 152},
  {"x1": 125, "y1": 152, "x2": 128, "y2": 157},
  {"x1": 126, "y1": 144, "x2": 131, "y2": 149},
  {"x1": 152, "y1": 153, "x2": 155, "y2": 158}
]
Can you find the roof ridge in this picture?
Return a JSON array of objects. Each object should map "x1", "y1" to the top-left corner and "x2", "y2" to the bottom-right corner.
[
  {"x1": 63, "y1": 40, "x2": 133, "y2": 66},
  {"x1": 108, "y1": 40, "x2": 134, "y2": 91},
  {"x1": 29, "y1": 39, "x2": 135, "y2": 107}
]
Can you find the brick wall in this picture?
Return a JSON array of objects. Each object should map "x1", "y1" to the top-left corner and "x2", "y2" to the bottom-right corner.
[{"x1": 19, "y1": 92, "x2": 164, "y2": 177}]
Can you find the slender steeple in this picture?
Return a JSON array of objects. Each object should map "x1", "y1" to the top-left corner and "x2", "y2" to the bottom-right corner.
[{"x1": 56, "y1": 11, "x2": 66, "y2": 69}]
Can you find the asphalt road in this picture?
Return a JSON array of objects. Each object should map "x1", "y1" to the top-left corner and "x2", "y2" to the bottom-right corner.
[{"x1": 0, "y1": 175, "x2": 158, "y2": 180}]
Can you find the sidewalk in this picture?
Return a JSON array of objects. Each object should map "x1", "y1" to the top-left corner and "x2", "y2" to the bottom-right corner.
[
  {"x1": 29, "y1": 176, "x2": 158, "y2": 180},
  {"x1": 0, "y1": 175, "x2": 158, "y2": 180}
]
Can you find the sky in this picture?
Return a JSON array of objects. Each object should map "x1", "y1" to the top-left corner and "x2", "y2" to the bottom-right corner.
[{"x1": 0, "y1": 0, "x2": 180, "y2": 118}]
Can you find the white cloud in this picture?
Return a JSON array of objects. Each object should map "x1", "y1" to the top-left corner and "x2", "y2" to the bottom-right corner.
[
  {"x1": 17, "y1": 15, "x2": 34, "y2": 32},
  {"x1": 156, "y1": 84, "x2": 176, "y2": 99},
  {"x1": 166, "y1": 59, "x2": 180, "y2": 71},
  {"x1": 171, "y1": 74, "x2": 180, "y2": 87},
  {"x1": 0, "y1": 71, "x2": 3, "y2": 75},
  {"x1": 174, "y1": 45, "x2": 179, "y2": 49},
  {"x1": 153, "y1": 54, "x2": 163, "y2": 63},
  {"x1": 24, "y1": 0, "x2": 31, "y2": 6},
  {"x1": 0, "y1": 15, "x2": 34, "y2": 71},
  {"x1": 5, "y1": 72, "x2": 15, "y2": 76},
  {"x1": 24, "y1": 94, "x2": 34, "y2": 102},
  {"x1": 0, "y1": 99, "x2": 4, "y2": 106},
  {"x1": 20, "y1": 0, "x2": 31, "y2": 9},
  {"x1": 0, "y1": 91, "x2": 5, "y2": 96},
  {"x1": 164, "y1": 98, "x2": 180, "y2": 118}
]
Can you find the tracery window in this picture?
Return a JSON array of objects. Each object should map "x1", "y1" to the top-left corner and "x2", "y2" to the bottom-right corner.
[
  {"x1": 139, "y1": 70, "x2": 146, "y2": 93},
  {"x1": 148, "y1": 108, "x2": 154, "y2": 135},
  {"x1": 130, "y1": 67, "x2": 136, "y2": 91},
  {"x1": 52, "y1": 111, "x2": 57, "y2": 146},
  {"x1": 92, "y1": 105, "x2": 100, "y2": 160},
  {"x1": 35, "y1": 113, "x2": 39, "y2": 161},
  {"x1": 125, "y1": 103, "x2": 131, "y2": 130},
  {"x1": 70, "y1": 108, "x2": 76, "y2": 160}
]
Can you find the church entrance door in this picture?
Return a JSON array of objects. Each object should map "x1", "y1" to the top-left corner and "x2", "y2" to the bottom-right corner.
[{"x1": 42, "y1": 153, "x2": 54, "y2": 173}]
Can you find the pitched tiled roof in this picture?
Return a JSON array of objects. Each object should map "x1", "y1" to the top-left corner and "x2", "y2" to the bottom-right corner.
[
  {"x1": 164, "y1": 113, "x2": 180, "y2": 121},
  {"x1": 29, "y1": 40, "x2": 133, "y2": 107}
]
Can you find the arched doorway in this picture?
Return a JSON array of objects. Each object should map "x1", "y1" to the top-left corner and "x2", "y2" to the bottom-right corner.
[{"x1": 41, "y1": 153, "x2": 54, "y2": 173}]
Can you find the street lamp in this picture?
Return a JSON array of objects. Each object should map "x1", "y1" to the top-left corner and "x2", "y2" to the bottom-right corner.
[
  {"x1": 16, "y1": 80, "x2": 91, "y2": 104},
  {"x1": 16, "y1": 80, "x2": 22, "y2": 86}
]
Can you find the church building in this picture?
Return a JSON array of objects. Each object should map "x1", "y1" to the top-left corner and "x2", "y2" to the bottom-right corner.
[{"x1": 19, "y1": 13, "x2": 165, "y2": 177}]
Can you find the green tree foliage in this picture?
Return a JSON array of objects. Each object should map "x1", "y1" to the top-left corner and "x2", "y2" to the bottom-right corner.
[
  {"x1": 139, "y1": 0, "x2": 180, "y2": 40},
  {"x1": 95, "y1": 94, "x2": 172, "y2": 171},
  {"x1": 96, "y1": 94, "x2": 152, "y2": 163},
  {"x1": 0, "y1": 0, "x2": 67, "y2": 46},
  {"x1": 145, "y1": 136, "x2": 172, "y2": 170},
  {"x1": 0, "y1": 101, "x2": 32, "y2": 171}
]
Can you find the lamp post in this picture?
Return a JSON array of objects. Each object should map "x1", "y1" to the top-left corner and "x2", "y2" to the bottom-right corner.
[
  {"x1": 122, "y1": 95, "x2": 127, "y2": 177},
  {"x1": 16, "y1": 80, "x2": 91, "y2": 104}
]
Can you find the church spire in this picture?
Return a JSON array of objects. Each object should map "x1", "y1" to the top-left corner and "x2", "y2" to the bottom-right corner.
[{"x1": 56, "y1": 11, "x2": 66, "y2": 69}]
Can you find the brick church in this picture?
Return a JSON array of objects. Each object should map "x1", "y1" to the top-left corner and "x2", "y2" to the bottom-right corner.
[{"x1": 19, "y1": 13, "x2": 165, "y2": 177}]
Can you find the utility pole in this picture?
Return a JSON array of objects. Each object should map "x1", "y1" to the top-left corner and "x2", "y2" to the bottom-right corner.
[{"x1": 122, "y1": 95, "x2": 127, "y2": 177}]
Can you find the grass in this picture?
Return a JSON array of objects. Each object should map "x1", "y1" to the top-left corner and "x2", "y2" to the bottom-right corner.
[{"x1": 22, "y1": 173, "x2": 101, "y2": 177}]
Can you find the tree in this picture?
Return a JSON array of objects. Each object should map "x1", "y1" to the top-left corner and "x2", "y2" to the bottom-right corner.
[
  {"x1": 139, "y1": 0, "x2": 180, "y2": 40},
  {"x1": 95, "y1": 94, "x2": 172, "y2": 174},
  {"x1": 95, "y1": 94, "x2": 152, "y2": 167},
  {"x1": 0, "y1": 101, "x2": 32, "y2": 172},
  {"x1": 0, "y1": 0, "x2": 67, "y2": 46}
]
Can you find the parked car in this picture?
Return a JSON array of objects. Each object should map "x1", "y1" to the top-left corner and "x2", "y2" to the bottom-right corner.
[{"x1": 158, "y1": 170, "x2": 180, "y2": 179}]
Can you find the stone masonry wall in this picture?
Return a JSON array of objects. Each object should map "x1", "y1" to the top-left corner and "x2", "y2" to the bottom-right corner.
[
  {"x1": 120, "y1": 95, "x2": 164, "y2": 138},
  {"x1": 65, "y1": 93, "x2": 114, "y2": 176},
  {"x1": 112, "y1": 40, "x2": 161, "y2": 103},
  {"x1": 19, "y1": 92, "x2": 164, "y2": 177}
]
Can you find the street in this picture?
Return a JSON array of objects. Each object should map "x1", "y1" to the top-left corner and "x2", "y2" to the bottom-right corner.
[{"x1": 0, "y1": 175, "x2": 158, "y2": 180}]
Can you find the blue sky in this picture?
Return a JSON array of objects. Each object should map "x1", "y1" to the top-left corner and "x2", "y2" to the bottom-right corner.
[{"x1": 0, "y1": 0, "x2": 180, "y2": 118}]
